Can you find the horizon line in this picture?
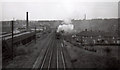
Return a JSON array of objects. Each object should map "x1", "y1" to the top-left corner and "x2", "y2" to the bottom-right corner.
[{"x1": 0, "y1": 17, "x2": 119, "y2": 21}]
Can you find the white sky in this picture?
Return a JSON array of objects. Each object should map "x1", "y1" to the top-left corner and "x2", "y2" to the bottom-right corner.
[{"x1": 0, "y1": 0, "x2": 120, "y2": 21}]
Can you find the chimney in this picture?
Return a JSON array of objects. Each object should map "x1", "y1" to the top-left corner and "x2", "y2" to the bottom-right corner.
[
  {"x1": 26, "y1": 12, "x2": 29, "y2": 31},
  {"x1": 83, "y1": 14, "x2": 86, "y2": 20}
]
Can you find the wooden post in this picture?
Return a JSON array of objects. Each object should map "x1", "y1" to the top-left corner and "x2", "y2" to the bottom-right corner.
[{"x1": 11, "y1": 20, "x2": 14, "y2": 60}]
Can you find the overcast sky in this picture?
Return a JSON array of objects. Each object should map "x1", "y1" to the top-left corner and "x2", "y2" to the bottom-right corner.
[{"x1": 1, "y1": 0, "x2": 119, "y2": 21}]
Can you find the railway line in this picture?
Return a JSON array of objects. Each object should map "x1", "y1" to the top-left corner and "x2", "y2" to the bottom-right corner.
[
  {"x1": 57, "y1": 39, "x2": 66, "y2": 69},
  {"x1": 32, "y1": 33, "x2": 72, "y2": 70},
  {"x1": 39, "y1": 36, "x2": 55, "y2": 69},
  {"x1": 39, "y1": 39, "x2": 67, "y2": 69}
]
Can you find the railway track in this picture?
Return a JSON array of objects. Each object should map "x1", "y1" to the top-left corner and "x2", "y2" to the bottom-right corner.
[
  {"x1": 32, "y1": 33, "x2": 54, "y2": 69},
  {"x1": 32, "y1": 33, "x2": 72, "y2": 70},
  {"x1": 39, "y1": 36, "x2": 55, "y2": 69},
  {"x1": 57, "y1": 39, "x2": 66, "y2": 69},
  {"x1": 39, "y1": 39, "x2": 67, "y2": 70}
]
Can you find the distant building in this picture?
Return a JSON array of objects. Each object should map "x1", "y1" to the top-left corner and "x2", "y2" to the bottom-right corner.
[{"x1": 2, "y1": 21, "x2": 11, "y2": 33}]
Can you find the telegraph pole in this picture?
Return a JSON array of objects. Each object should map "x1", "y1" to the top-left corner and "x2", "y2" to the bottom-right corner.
[{"x1": 11, "y1": 20, "x2": 14, "y2": 60}]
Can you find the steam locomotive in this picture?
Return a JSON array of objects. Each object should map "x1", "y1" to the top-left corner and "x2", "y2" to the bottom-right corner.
[{"x1": 55, "y1": 30, "x2": 64, "y2": 39}]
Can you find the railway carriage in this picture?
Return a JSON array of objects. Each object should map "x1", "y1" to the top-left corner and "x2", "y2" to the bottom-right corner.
[{"x1": 2, "y1": 31, "x2": 36, "y2": 60}]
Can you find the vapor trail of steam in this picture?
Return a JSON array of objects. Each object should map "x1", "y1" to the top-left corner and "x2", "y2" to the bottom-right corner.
[{"x1": 57, "y1": 19, "x2": 74, "y2": 33}]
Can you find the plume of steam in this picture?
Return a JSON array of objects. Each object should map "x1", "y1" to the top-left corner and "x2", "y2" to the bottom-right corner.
[{"x1": 57, "y1": 19, "x2": 74, "y2": 33}]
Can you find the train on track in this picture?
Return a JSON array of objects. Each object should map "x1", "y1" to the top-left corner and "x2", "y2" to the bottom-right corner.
[
  {"x1": 55, "y1": 30, "x2": 64, "y2": 39},
  {"x1": 2, "y1": 31, "x2": 36, "y2": 60}
]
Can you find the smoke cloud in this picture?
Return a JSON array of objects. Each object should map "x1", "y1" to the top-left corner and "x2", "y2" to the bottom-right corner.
[{"x1": 57, "y1": 19, "x2": 74, "y2": 33}]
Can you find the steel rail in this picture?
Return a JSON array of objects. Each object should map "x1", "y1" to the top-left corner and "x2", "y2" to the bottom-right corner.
[
  {"x1": 39, "y1": 36, "x2": 55, "y2": 70},
  {"x1": 60, "y1": 41, "x2": 66, "y2": 70}
]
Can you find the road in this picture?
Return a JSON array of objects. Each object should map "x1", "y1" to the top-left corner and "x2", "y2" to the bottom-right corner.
[{"x1": 32, "y1": 31, "x2": 72, "y2": 69}]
